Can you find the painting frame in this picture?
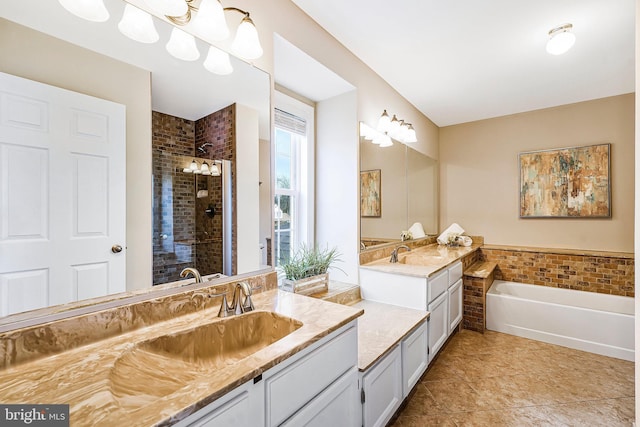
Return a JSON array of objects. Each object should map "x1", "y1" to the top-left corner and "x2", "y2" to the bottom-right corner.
[
  {"x1": 360, "y1": 169, "x2": 381, "y2": 218},
  {"x1": 519, "y1": 143, "x2": 611, "y2": 218}
]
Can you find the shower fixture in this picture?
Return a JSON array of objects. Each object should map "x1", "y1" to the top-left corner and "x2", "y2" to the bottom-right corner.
[{"x1": 197, "y1": 142, "x2": 214, "y2": 154}]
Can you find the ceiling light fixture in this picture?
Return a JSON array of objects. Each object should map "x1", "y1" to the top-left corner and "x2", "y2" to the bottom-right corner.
[
  {"x1": 58, "y1": 0, "x2": 109, "y2": 22},
  {"x1": 546, "y1": 23, "x2": 576, "y2": 55}
]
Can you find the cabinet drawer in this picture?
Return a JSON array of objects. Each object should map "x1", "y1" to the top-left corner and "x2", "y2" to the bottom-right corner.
[
  {"x1": 448, "y1": 261, "x2": 463, "y2": 285},
  {"x1": 427, "y1": 269, "x2": 448, "y2": 303},
  {"x1": 266, "y1": 326, "x2": 357, "y2": 426}
]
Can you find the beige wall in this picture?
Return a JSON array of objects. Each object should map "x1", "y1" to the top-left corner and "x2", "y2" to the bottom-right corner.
[
  {"x1": 440, "y1": 93, "x2": 635, "y2": 252},
  {"x1": 0, "y1": 18, "x2": 153, "y2": 290}
]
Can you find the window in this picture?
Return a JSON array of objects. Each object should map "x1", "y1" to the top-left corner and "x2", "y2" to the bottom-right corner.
[{"x1": 274, "y1": 92, "x2": 314, "y2": 266}]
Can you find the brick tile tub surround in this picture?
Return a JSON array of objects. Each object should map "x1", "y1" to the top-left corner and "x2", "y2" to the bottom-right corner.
[{"x1": 480, "y1": 245, "x2": 634, "y2": 297}]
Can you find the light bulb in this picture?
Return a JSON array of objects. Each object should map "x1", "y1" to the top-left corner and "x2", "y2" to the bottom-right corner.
[
  {"x1": 231, "y1": 15, "x2": 263, "y2": 60},
  {"x1": 58, "y1": 0, "x2": 109, "y2": 22},
  {"x1": 118, "y1": 4, "x2": 159, "y2": 44},
  {"x1": 204, "y1": 46, "x2": 233, "y2": 75},
  {"x1": 166, "y1": 27, "x2": 200, "y2": 61},
  {"x1": 192, "y1": 0, "x2": 229, "y2": 42}
]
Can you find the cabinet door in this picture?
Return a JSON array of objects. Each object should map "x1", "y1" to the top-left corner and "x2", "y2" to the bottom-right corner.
[
  {"x1": 282, "y1": 368, "x2": 360, "y2": 427},
  {"x1": 173, "y1": 380, "x2": 263, "y2": 427},
  {"x1": 362, "y1": 345, "x2": 402, "y2": 427},
  {"x1": 428, "y1": 291, "x2": 448, "y2": 363},
  {"x1": 401, "y1": 320, "x2": 428, "y2": 398},
  {"x1": 448, "y1": 278, "x2": 463, "y2": 333}
]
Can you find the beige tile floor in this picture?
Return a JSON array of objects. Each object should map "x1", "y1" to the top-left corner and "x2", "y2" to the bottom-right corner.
[{"x1": 391, "y1": 330, "x2": 635, "y2": 426}]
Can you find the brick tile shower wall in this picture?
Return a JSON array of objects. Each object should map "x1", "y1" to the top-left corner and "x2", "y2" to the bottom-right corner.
[
  {"x1": 152, "y1": 112, "x2": 196, "y2": 285},
  {"x1": 479, "y1": 248, "x2": 634, "y2": 297},
  {"x1": 195, "y1": 104, "x2": 236, "y2": 275}
]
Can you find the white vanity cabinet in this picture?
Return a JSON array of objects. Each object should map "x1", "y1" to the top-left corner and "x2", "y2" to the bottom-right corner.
[
  {"x1": 401, "y1": 320, "x2": 428, "y2": 396},
  {"x1": 174, "y1": 321, "x2": 359, "y2": 427},
  {"x1": 359, "y1": 260, "x2": 465, "y2": 364},
  {"x1": 361, "y1": 345, "x2": 402, "y2": 427},
  {"x1": 427, "y1": 291, "x2": 448, "y2": 363}
]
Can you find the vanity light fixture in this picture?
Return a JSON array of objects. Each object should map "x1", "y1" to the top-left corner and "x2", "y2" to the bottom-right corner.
[
  {"x1": 546, "y1": 23, "x2": 576, "y2": 55},
  {"x1": 118, "y1": 4, "x2": 159, "y2": 44},
  {"x1": 204, "y1": 46, "x2": 234, "y2": 75},
  {"x1": 182, "y1": 159, "x2": 222, "y2": 176},
  {"x1": 166, "y1": 27, "x2": 200, "y2": 61},
  {"x1": 58, "y1": 0, "x2": 109, "y2": 22},
  {"x1": 374, "y1": 110, "x2": 418, "y2": 144},
  {"x1": 161, "y1": 1, "x2": 263, "y2": 60}
]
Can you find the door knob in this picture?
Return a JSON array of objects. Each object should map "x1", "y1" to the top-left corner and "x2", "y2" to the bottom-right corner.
[{"x1": 111, "y1": 244, "x2": 123, "y2": 253}]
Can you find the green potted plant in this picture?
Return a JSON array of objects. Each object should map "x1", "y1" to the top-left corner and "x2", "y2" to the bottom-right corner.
[{"x1": 281, "y1": 245, "x2": 342, "y2": 295}]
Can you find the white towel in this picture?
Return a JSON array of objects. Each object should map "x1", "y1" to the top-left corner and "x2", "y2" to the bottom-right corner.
[
  {"x1": 437, "y1": 223, "x2": 465, "y2": 245},
  {"x1": 408, "y1": 222, "x2": 426, "y2": 239}
]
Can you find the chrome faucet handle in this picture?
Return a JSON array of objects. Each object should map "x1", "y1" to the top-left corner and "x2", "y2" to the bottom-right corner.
[{"x1": 208, "y1": 290, "x2": 234, "y2": 317}]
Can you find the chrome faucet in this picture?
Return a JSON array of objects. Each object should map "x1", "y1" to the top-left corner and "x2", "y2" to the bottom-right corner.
[
  {"x1": 180, "y1": 267, "x2": 202, "y2": 283},
  {"x1": 390, "y1": 245, "x2": 411, "y2": 263},
  {"x1": 217, "y1": 281, "x2": 255, "y2": 317}
]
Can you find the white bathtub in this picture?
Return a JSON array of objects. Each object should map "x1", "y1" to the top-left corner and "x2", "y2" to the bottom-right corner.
[{"x1": 486, "y1": 280, "x2": 635, "y2": 361}]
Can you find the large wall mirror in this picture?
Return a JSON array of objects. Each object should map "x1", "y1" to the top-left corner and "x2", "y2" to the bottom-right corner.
[
  {"x1": 360, "y1": 129, "x2": 438, "y2": 249},
  {"x1": 0, "y1": 0, "x2": 271, "y2": 326}
]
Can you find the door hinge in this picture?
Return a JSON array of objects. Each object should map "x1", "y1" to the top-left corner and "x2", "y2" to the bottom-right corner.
[{"x1": 360, "y1": 388, "x2": 365, "y2": 404}]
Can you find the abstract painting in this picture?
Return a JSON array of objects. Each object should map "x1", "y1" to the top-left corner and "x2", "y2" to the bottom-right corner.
[
  {"x1": 519, "y1": 143, "x2": 610, "y2": 218},
  {"x1": 361, "y1": 169, "x2": 381, "y2": 217}
]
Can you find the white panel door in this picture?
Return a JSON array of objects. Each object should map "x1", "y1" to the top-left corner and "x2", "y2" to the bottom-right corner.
[{"x1": 0, "y1": 72, "x2": 126, "y2": 316}]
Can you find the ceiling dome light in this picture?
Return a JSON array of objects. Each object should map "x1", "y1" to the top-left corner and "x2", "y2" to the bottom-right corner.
[
  {"x1": 58, "y1": 0, "x2": 109, "y2": 22},
  {"x1": 231, "y1": 15, "x2": 263, "y2": 60},
  {"x1": 192, "y1": 0, "x2": 229, "y2": 42},
  {"x1": 204, "y1": 46, "x2": 234, "y2": 75},
  {"x1": 546, "y1": 23, "x2": 576, "y2": 55},
  {"x1": 166, "y1": 27, "x2": 200, "y2": 61},
  {"x1": 118, "y1": 4, "x2": 159, "y2": 44}
]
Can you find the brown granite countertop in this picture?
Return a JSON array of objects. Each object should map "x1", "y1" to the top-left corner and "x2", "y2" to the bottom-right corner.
[
  {"x1": 349, "y1": 300, "x2": 428, "y2": 371},
  {"x1": 361, "y1": 243, "x2": 481, "y2": 278},
  {"x1": 0, "y1": 290, "x2": 363, "y2": 426}
]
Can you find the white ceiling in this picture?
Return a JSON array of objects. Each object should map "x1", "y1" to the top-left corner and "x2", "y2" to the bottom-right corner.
[
  {"x1": 291, "y1": 0, "x2": 635, "y2": 126},
  {"x1": 0, "y1": 0, "x2": 271, "y2": 139}
]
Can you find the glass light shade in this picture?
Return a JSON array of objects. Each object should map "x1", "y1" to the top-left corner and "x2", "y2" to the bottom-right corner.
[
  {"x1": 118, "y1": 4, "x2": 159, "y2": 44},
  {"x1": 192, "y1": 0, "x2": 229, "y2": 42},
  {"x1": 546, "y1": 29, "x2": 576, "y2": 55},
  {"x1": 371, "y1": 133, "x2": 385, "y2": 145},
  {"x1": 200, "y1": 162, "x2": 210, "y2": 175},
  {"x1": 379, "y1": 135, "x2": 393, "y2": 147},
  {"x1": 377, "y1": 110, "x2": 391, "y2": 133},
  {"x1": 389, "y1": 114, "x2": 400, "y2": 131},
  {"x1": 405, "y1": 125, "x2": 417, "y2": 143},
  {"x1": 145, "y1": 0, "x2": 187, "y2": 17},
  {"x1": 189, "y1": 160, "x2": 198, "y2": 171},
  {"x1": 231, "y1": 16, "x2": 263, "y2": 60},
  {"x1": 58, "y1": 0, "x2": 109, "y2": 22},
  {"x1": 210, "y1": 163, "x2": 221, "y2": 176},
  {"x1": 204, "y1": 46, "x2": 234, "y2": 75},
  {"x1": 166, "y1": 28, "x2": 200, "y2": 61}
]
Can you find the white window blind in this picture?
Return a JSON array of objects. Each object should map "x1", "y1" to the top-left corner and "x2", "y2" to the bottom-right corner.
[{"x1": 275, "y1": 108, "x2": 306, "y2": 136}]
